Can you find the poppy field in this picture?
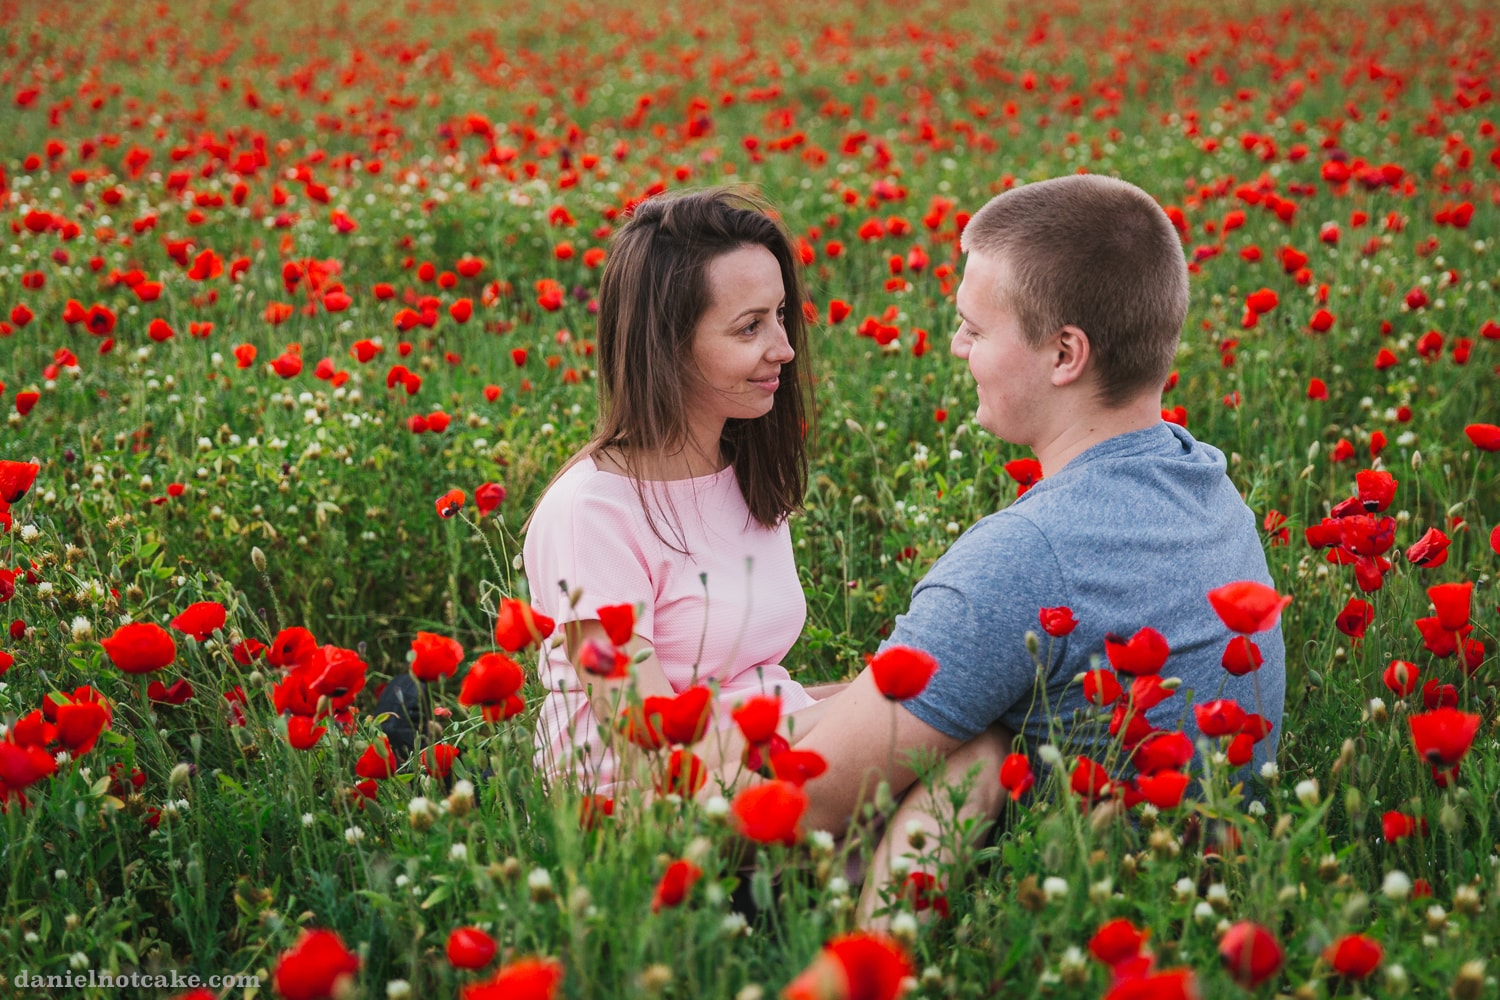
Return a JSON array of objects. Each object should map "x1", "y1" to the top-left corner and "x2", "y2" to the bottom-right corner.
[{"x1": 2, "y1": 0, "x2": 1499, "y2": 996}]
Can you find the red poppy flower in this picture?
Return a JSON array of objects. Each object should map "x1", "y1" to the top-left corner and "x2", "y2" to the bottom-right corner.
[
  {"x1": 1039, "y1": 606, "x2": 1078, "y2": 636},
  {"x1": 1088, "y1": 918, "x2": 1150, "y2": 967},
  {"x1": 1133, "y1": 731, "x2": 1193, "y2": 774},
  {"x1": 1381, "y1": 810, "x2": 1422, "y2": 842},
  {"x1": 651, "y1": 859, "x2": 703, "y2": 912},
  {"x1": 1194, "y1": 699, "x2": 1247, "y2": 737},
  {"x1": 446, "y1": 926, "x2": 497, "y2": 969},
  {"x1": 169, "y1": 601, "x2": 226, "y2": 641},
  {"x1": 783, "y1": 932, "x2": 913, "y2": 1000},
  {"x1": 1127, "y1": 675, "x2": 1176, "y2": 712},
  {"x1": 1134, "y1": 769, "x2": 1192, "y2": 809},
  {"x1": 768, "y1": 748, "x2": 828, "y2": 787},
  {"x1": 54, "y1": 699, "x2": 110, "y2": 755},
  {"x1": 578, "y1": 794, "x2": 614, "y2": 831},
  {"x1": 459, "y1": 956, "x2": 564, "y2": 1000},
  {"x1": 411, "y1": 631, "x2": 464, "y2": 681},
  {"x1": 286, "y1": 715, "x2": 327, "y2": 750},
  {"x1": 101, "y1": 621, "x2": 177, "y2": 674},
  {"x1": 1334, "y1": 598, "x2": 1374, "y2": 638},
  {"x1": 1103, "y1": 628, "x2": 1170, "y2": 676},
  {"x1": 1354, "y1": 469, "x2": 1397, "y2": 511},
  {"x1": 1003, "y1": 457, "x2": 1043, "y2": 494},
  {"x1": 355, "y1": 737, "x2": 400, "y2": 779},
  {"x1": 0, "y1": 461, "x2": 39, "y2": 504},
  {"x1": 268, "y1": 627, "x2": 318, "y2": 668},
  {"x1": 732, "y1": 695, "x2": 781, "y2": 745},
  {"x1": 272, "y1": 929, "x2": 360, "y2": 1000},
  {"x1": 1414, "y1": 616, "x2": 1461, "y2": 658},
  {"x1": 1082, "y1": 668, "x2": 1123, "y2": 706},
  {"x1": 1405, "y1": 527, "x2": 1451, "y2": 567},
  {"x1": 1071, "y1": 756, "x2": 1113, "y2": 803},
  {"x1": 1103, "y1": 968, "x2": 1199, "y2": 1000},
  {"x1": 999, "y1": 753, "x2": 1035, "y2": 800},
  {"x1": 1408, "y1": 708, "x2": 1481, "y2": 767},
  {"x1": 1463, "y1": 424, "x2": 1500, "y2": 451},
  {"x1": 146, "y1": 677, "x2": 195, "y2": 705},
  {"x1": 307, "y1": 645, "x2": 368, "y2": 701},
  {"x1": 596, "y1": 603, "x2": 636, "y2": 646},
  {"x1": 0, "y1": 740, "x2": 57, "y2": 790},
  {"x1": 902, "y1": 871, "x2": 950, "y2": 918},
  {"x1": 474, "y1": 482, "x2": 506, "y2": 515},
  {"x1": 1382, "y1": 660, "x2": 1419, "y2": 696},
  {"x1": 435, "y1": 488, "x2": 466, "y2": 518},
  {"x1": 1220, "y1": 636, "x2": 1264, "y2": 675},
  {"x1": 653, "y1": 686, "x2": 713, "y2": 745},
  {"x1": 422, "y1": 743, "x2": 461, "y2": 777},
  {"x1": 494, "y1": 598, "x2": 555, "y2": 652},
  {"x1": 730, "y1": 779, "x2": 807, "y2": 846},
  {"x1": 1427, "y1": 581, "x2": 1473, "y2": 631},
  {"x1": 459, "y1": 652, "x2": 526, "y2": 720},
  {"x1": 576, "y1": 638, "x2": 629, "y2": 678},
  {"x1": 657, "y1": 749, "x2": 706, "y2": 796},
  {"x1": 867, "y1": 645, "x2": 938, "y2": 700},
  {"x1": 1323, "y1": 934, "x2": 1382, "y2": 979},
  {"x1": 1219, "y1": 921, "x2": 1283, "y2": 989},
  {"x1": 1207, "y1": 581, "x2": 1291, "y2": 634}
]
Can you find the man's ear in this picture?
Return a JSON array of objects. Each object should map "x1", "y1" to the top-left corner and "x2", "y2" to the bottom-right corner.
[{"x1": 1051, "y1": 324, "x2": 1091, "y2": 387}]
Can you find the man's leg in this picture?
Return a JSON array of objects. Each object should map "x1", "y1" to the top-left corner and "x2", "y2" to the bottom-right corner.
[{"x1": 855, "y1": 722, "x2": 1013, "y2": 926}]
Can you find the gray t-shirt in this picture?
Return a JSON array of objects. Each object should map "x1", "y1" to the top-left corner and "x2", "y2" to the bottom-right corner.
[{"x1": 889, "y1": 422, "x2": 1285, "y2": 775}]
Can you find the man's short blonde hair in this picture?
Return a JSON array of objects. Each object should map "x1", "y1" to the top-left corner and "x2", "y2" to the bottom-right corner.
[{"x1": 961, "y1": 175, "x2": 1188, "y2": 408}]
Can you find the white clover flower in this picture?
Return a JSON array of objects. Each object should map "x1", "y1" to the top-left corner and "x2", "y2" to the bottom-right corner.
[
  {"x1": 302, "y1": 813, "x2": 315, "y2": 827},
  {"x1": 1294, "y1": 779, "x2": 1319, "y2": 807},
  {"x1": 1260, "y1": 761, "x2": 1279, "y2": 781},
  {"x1": 1042, "y1": 876, "x2": 1069, "y2": 901},
  {"x1": 19, "y1": 524, "x2": 39, "y2": 542},
  {"x1": 1382, "y1": 870, "x2": 1412, "y2": 900},
  {"x1": 386, "y1": 980, "x2": 412, "y2": 1000},
  {"x1": 527, "y1": 867, "x2": 553, "y2": 893},
  {"x1": 344, "y1": 826, "x2": 366, "y2": 844},
  {"x1": 70, "y1": 617, "x2": 93, "y2": 642},
  {"x1": 703, "y1": 794, "x2": 730, "y2": 820},
  {"x1": 449, "y1": 843, "x2": 468, "y2": 862}
]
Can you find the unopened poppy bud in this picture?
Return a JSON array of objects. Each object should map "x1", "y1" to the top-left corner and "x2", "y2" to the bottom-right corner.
[
  {"x1": 407, "y1": 796, "x2": 435, "y2": 832},
  {"x1": 1451, "y1": 960, "x2": 1486, "y2": 1000},
  {"x1": 169, "y1": 762, "x2": 193, "y2": 790},
  {"x1": 1059, "y1": 946, "x2": 1089, "y2": 987},
  {"x1": 1025, "y1": 631, "x2": 1040, "y2": 656},
  {"x1": 1342, "y1": 891, "x2": 1370, "y2": 923},
  {"x1": 1453, "y1": 884, "x2": 1481, "y2": 915},
  {"x1": 251, "y1": 546, "x2": 267, "y2": 571},
  {"x1": 1412, "y1": 450, "x2": 1423, "y2": 469},
  {"x1": 1441, "y1": 802, "x2": 1462, "y2": 833},
  {"x1": 527, "y1": 866, "x2": 555, "y2": 902},
  {"x1": 638, "y1": 964, "x2": 673, "y2": 995},
  {"x1": 568, "y1": 885, "x2": 593, "y2": 918}
]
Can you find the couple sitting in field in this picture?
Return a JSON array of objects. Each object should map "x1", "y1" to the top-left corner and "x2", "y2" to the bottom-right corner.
[{"x1": 520, "y1": 177, "x2": 1286, "y2": 918}]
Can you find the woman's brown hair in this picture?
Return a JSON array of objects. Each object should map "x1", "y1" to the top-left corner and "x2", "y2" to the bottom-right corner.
[{"x1": 533, "y1": 187, "x2": 813, "y2": 553}]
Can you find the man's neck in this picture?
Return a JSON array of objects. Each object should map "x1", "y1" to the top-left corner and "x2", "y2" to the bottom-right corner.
[{"x1": 1030, "y1": 395, "x2": 1164, "y2": 478}]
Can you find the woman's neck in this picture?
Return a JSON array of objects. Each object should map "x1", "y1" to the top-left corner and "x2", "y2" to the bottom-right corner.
[{"x1": 594, "y1": 442, "x2": 727, "y2": 482}]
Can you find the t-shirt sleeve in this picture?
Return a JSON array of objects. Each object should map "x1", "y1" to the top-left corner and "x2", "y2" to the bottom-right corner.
[
  {"x1": 523, "y1": 480, "x2": 658, "y2": 644},
  {"x1": 883, "y1": 513, "x2": 1069, "y2": 742}
]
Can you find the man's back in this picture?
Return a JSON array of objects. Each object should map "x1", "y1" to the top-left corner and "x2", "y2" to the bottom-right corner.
[{"x1": 890, "y1": 421, "x2": 1285, "y2": 774}]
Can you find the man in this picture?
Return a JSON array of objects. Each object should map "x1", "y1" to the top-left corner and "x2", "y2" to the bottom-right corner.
[{"x1": 788, "y1": 174, "x2": 1286, "y2": 918}]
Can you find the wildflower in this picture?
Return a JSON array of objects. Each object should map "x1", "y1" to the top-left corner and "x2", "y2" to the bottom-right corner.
[
  {"x1": 651, "y1": 859, "x2": 703, "y2": 912},
  {"x1": 781, "y1": 932, "x2": 912, "y2": 1000},
  {"x1": 1324, "y1": 934, "x2": 1383, "y2": 979},
  {"x1": 459, "y1": 957, "x2": 563, "y2": 1000},
  {"x1": 1219, "y1": 921, "x2": 1283, "y2": 988},
  {"x1": 866, "y1": 645, "x2": 938, "y2": 700},
  {"x1": 1103, "y1": 628, "x2": 1170, "y2": 676},
  {"x1": 1408, "y1": 709, "x2": 1481, "y2": 767},
  {"x1": 272, "y1": 929, "x2": 360, "y2": 1000},
  {"x1": 1038, "y1": 606, "x2": 1078, "y2": 636},
  {"x1": 410, "y1": 631, "x2": 464, "y2": 681},
  {"x1": 730, "y1": 780, "x2": 807, "y2": 846},
  {"x1": 493, "y1": 598, "x2": 556, "y2": 651},
  {"x1": 447, "y1": 927, "x2": 497, "y2": 969},
  {"x1": 458, "y1": 652, "x2": 526, "y2": 721},
  {"x1": 100, "y1": 621, "x2": 177, "y2": 674},
  {"x1": 435, "y1": 488, "x2": 466, "y2": 518},
  {"x1": 1206, "y1": 581, "x2": 1291, "y2": 634}
]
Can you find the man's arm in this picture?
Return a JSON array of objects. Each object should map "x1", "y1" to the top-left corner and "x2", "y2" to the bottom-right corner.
[{"x1": 791, "y1": 667, "x2": 966, "y2": 836}]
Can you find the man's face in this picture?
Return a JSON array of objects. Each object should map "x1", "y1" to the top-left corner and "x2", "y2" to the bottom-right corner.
[{"x1": 950, "y1": 251, "x2": 1056, "y2": 444}]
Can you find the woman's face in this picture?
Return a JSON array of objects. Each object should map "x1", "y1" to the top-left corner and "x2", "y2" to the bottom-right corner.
[{"x1": 683, "y1": 244, "x2": 794, "y2": 433}]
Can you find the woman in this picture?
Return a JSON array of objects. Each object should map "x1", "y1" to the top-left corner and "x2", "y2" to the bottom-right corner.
[{"x1": 522, "y1": 188, "x2": 837, "y2": 790}]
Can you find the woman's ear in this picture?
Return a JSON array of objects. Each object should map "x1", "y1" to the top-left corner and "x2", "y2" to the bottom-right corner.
[{"x1": 1051, "y1": 325, "x2": 1091, "y2": 387}]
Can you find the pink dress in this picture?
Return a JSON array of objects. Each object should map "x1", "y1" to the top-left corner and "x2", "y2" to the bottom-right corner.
[{"x1": 522, "y1": 455, "x2": 816, "y2": 788}]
